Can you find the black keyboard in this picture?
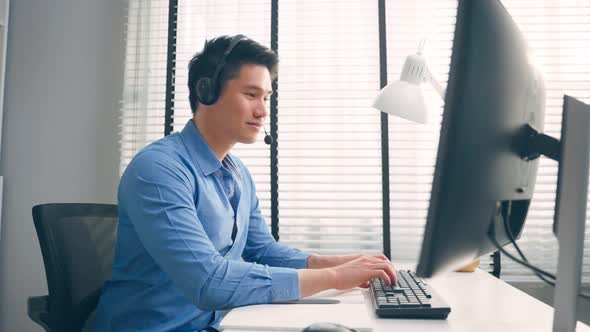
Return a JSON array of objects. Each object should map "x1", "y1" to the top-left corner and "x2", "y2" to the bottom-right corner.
[{"x1": 369, "y1": 270, "x2": 451, "y2": 319}]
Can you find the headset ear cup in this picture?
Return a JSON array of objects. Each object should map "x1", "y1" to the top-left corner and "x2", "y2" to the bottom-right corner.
[{"x1": 196, "y1": 77, "x2": 214, "y2": 105}]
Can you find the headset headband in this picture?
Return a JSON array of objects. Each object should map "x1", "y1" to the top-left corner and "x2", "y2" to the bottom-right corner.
[{"x1": 210, "y1": 34, "x2": 247, "y2": 86}]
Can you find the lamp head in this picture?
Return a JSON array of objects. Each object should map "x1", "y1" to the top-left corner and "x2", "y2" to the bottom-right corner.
[
  {"x1": 373, "y1": 51, "x2": 442, "y2": 124},
  {"x1": 373, "y1": 80, "x2": 429, "y2": 124}
]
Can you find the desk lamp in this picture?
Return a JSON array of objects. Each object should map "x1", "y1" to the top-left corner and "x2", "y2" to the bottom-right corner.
[
  {"x1": 372, "y1": 48, "x2": 481, "y2": 273},
  {"x1": 372, "y1": 46, "x2": 445, "y2": 123}
]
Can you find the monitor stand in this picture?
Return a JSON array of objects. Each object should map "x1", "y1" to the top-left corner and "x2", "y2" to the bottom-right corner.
[
  {"x1": 522, "y1": 95, "x2": 589, "y2": 332},
  {"x1": 552, "y1": 95, "x2": 590, "y2": 332}
]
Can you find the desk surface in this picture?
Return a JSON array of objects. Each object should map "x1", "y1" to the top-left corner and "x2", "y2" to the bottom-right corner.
[{"x1": 223, "y1": 264, "x2": 590, "y2": 332}]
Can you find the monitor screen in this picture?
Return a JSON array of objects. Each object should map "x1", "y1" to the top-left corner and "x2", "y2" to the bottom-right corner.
[{"x1": 416, "y1": 0, "x2": 546, "y2": 278}]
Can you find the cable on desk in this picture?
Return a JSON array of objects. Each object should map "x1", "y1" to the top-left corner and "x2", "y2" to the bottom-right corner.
[
  {"x1": 486, "y1": 210, "x2": 590, "y2": 301},
  {"x1": 502, "y1": 202, "x2": 557, "y2": 286}
]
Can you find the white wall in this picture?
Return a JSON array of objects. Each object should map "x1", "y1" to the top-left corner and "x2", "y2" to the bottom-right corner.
[{"x1": 0, "y1": 1, "x2": 127, "y2": 331}]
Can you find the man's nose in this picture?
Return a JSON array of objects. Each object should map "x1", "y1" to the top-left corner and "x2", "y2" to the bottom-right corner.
[{"x1": 254, "y1": 103, "x2": 268, "y2": 118}]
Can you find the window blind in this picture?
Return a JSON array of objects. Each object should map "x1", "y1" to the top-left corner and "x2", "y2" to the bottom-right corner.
[
  {"x1": 172, "y1": 1, "x2": 273, "y2": 224},
  {"x1": 385, "y1": 0, "x2": 456, "y2": 265},
  {"x1": 275, "y1": 0, "x2": 384, "y2": 254},
  {"x1": 120, "y1": 0, "x2": 590, "y2": 283},
  {"x1": 120, "y1": 1, "x2": 274, "y2": 223},
  {"x1": 385, "y1": 0, "x2": 590, "y2": 282},
  {"x1": 498, "y1": 0, "x2": 590, "y2": 282},
  {"x1": 119, "y1": 0, "x2": 169, "y2": 174}
]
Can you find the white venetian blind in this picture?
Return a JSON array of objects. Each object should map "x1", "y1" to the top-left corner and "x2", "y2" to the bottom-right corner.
[
  {"x1": 119, "y1": 0, "x2": 169, "y2": 174},
  {"x1": 120, "y1": 1, "x2": 590, "y2": 282},
  {"x1": 500, "y1": 0, "x2": 590, "y2": 282},
  {"x1": 173, "y1": 1, "x2": 273, "y2": 224},
  {"x1": 386, "y1": 0, "x2": 456, "y2": 265},
  {"x1": 276, "y1": 0, "x2": 384, "y2": 254},
  {"x1": 385, "y1": 0, "x2": 590, "y2": 282},
  {"x1": 120, "y1": 1, "x2": 273, "y2": 223}
]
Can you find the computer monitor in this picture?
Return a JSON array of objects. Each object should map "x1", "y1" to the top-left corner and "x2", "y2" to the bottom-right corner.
[
  {"x1": 412, "y1": 1, "x2": 590, "y2": 329},
  {"x1": 415, "y1": 0, "x2": 548, "y2": 278}
]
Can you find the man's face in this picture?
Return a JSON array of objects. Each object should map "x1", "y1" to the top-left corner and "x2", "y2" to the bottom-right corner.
[{"x1": 210, "y1": 64, "x2": 272, "y2": 145}]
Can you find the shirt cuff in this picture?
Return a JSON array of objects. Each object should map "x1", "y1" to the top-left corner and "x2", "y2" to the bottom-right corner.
[
  {"x1": 268, "y1": 266, "x2": 301, "y2": 301},
  {"x1": 287, "y1": 250, "x2": 312, "y2": 269}
]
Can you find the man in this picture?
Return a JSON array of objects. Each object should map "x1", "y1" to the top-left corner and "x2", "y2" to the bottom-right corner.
[{"x1": 95, "y1": 35, "x2": 397, "y2": 332}]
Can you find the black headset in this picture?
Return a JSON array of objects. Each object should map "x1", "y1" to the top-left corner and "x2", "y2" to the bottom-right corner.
[{"x1": 195, "y1": 34, "x2": 247, "y2": 106}]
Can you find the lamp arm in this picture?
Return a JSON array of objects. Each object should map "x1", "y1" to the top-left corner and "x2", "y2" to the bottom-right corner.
[{"x1": 424, "y1": 66, "x2": 446, "y2": 100}]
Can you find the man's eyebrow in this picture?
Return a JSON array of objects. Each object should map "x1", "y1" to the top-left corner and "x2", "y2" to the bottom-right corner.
[{"x1": 243, "y1": 85, "x2": 273, "y2": 95}]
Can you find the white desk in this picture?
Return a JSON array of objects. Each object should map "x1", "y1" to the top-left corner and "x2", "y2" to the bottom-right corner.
[{"x1": 223, "y1": 264, "x2": 590, "y2": 332}]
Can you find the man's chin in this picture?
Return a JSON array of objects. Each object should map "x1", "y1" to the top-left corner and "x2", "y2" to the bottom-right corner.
[{"x1": 239, "y1": 136, "x2": 258, "y2": 144}]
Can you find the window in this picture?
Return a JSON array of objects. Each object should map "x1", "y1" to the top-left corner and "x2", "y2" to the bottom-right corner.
[
  {"x1": 276, "y1": 0, "x2": 383, "y2": 254},
  {"x1": 120, "y1": 0, "x2": 589, "y2": 282}
]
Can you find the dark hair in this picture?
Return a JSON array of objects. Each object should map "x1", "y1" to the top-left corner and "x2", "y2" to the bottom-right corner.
[{"x1": 187, "y1": 35, "x2": 279, "y2": 113}]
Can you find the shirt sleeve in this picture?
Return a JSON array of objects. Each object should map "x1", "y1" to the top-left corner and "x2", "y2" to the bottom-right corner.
[
  {"x1": 119, "y1": 149, "x2": 301, "y2": 311},
  {"x1": 240, "y1": 164, "x2": 311, "y2": 269}
]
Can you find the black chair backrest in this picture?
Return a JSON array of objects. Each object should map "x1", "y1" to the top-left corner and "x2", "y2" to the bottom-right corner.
[{"x1": 32, "y1": 203, "x2": 118, "y2": 332}]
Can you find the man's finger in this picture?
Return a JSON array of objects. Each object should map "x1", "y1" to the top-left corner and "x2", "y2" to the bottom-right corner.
[
  {"x1": 374, "y1": 270, "x2": 391, "y2": 285},
  {"x1": 358, "y1": 281, "x2": 370, "y2": 288},
  {"x1": 371, "y1": 262, "x2": 397, "y2": 286},
  {"x1": 390, "y1": 265, "x2": 398, "y2": 285}
]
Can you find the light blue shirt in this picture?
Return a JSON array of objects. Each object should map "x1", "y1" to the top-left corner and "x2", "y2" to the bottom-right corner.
[{"x1": 95, "y1": 120, "x2": 310, "y2": 332}]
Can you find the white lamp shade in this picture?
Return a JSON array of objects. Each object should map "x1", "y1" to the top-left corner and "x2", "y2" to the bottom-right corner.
[{"x1": 372, "y1": 80, "x2": 429, "y2": 124}]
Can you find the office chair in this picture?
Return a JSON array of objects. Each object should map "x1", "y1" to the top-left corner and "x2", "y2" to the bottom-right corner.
[{"x1": 28, "y1": 203, "x2": 118, "y2": 332}]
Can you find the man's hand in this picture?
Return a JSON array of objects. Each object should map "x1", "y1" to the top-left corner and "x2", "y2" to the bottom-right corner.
[
  {"x1": 328, "y1": 255, "x2": 397, "y2": 289},
  {"x1": 307, "y1": 253, "x2": 392, "y2": 269},
  {"x1": 298, "y1": 255, "x2": 397, "y2": 298}
]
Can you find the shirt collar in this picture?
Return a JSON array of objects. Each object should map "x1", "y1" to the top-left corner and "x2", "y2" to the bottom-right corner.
[{"x1": 179, "y1": 119, "x2": 222, "y2": 176}]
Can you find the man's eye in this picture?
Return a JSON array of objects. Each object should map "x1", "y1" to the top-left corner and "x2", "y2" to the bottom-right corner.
[{"x1": 245, "y1": 93, "x2": 256, "y2": 98}]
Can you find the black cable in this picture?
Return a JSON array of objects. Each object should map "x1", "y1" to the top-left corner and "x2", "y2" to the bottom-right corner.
[
  {"x1": 502, "y1": 204, "x2": 590, "y2": 300},
  {"x1": 501, "y1": 232, "x2": 590, "y2": 301},
  {"x1": 506, "y1": 240, "x2": 556, "y2": 287},
  {"x1": 489, "y1": 203, "x2": 590, "y2": 301},
  {"x1": 502, "y1": 202, "x2": 556, "y2": 286},
  {"x1": 488, "y1": 231, "x2": 557, "y2": 280}
]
